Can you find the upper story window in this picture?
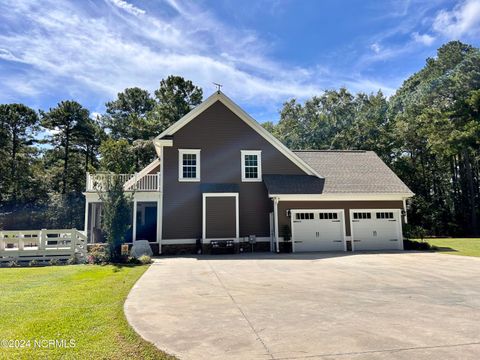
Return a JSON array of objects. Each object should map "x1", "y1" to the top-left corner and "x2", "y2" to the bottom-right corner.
[
  {"x1": 241, "y1": 150, "x2": 262, "y2": 182},
  {"x1": 178, "y1": 149, "x2": 201, "y2": 182}
]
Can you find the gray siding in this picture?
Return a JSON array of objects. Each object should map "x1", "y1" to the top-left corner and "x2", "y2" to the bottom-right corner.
[
  {"x1": 205, "y1": 197, "x2": 236, "y2": 238},
  {"x1": 162, "y1": 101, "x2": 306, "y2": 239},
  {"x1": 277, "y1": 200, "x2": 404, "y2": 237}
]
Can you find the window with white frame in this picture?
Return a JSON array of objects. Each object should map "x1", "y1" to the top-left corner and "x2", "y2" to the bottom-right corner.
[
  {"x1": 241, "y1": 150, "x2": 262, "y2": 182},
  {"x1": 178, "y1": 149, "x2": 200, "y2": 181}
]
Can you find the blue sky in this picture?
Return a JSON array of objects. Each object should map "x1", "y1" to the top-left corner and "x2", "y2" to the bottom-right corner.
[{"x1": 0, "y1": 0, "x2": 479, "y2": 123}]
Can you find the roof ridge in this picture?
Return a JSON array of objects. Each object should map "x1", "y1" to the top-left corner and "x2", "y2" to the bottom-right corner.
[{"x1": 293, "y1": 150, "x2": 368, "y2": 153}]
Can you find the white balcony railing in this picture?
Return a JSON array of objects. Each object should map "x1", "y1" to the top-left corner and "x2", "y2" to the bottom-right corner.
[{"x1": 86, "y1": 173, "x2": 160, "y2": 192}]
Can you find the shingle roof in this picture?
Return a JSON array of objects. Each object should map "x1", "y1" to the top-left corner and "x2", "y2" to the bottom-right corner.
[
  {"x1": 293, "y1": 150, "x2": 413, "y2": 195},
  {"x1": 263, "y1": 175, "x2": 325, "y2": 194}
]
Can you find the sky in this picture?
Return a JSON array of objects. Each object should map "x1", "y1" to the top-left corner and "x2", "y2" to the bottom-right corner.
[{"x1": 0, "y1": 0, "x2": 479, "y2": 123}]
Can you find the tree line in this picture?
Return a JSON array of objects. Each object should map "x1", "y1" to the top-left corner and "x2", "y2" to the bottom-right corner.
[{"x1": 0, "y1": 41, "x2": 478, "y2": 236}]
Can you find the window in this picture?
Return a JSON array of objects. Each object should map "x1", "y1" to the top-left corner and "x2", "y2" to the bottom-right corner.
[
  {"x1": 376, "y1": 212, "x2": 394, "y2": 219},
  {"x1": 178, "y1": 149, "x2": 200, "y2": 182},
  {"x1": 353, "y1": 212, "x2": 371, "y2": 220},
  {"x1": 319, "y1": 212, "x2": 338, "y2": 220},
  {"x1": 295, "y1": 212, "x2": 314, "y2": 220},
  {"x1": 241, "y1": 150, "x2": 262, "y2": 182}
]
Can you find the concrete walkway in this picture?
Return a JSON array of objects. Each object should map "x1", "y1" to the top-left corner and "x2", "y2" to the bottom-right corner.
[{"x1": 124, "y1": 252, "x2": 480, "y2": 360}]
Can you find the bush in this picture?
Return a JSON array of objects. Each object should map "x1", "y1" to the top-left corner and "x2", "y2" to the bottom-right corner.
[
  {"x1": 29, "y1": 259, "x2": 40, "y2": 267},
  {"x1": 87, "y1": 244, "x2": 110, "y2": 265},
  {"x1": 403, "y1": 224, "x2": 428, "y2": 241},
  {"x1": 7, "y1": 260, "x2": 19, "y2": 267},
  {"x1": 403, "y1": 239, "x2": 435, "y2": 251},
  {"x1": 126, "y1": 256, "x2": 140, "y2": 264},
  {"x1": 49, "y1": 258, "x2": 61, "y2": 266},
  {"x1": 138, "y1": 255, "x2": 152, "y2": 265},
  {"x1": 66, "y1": 256, "x2": 78, "y2": 265}
]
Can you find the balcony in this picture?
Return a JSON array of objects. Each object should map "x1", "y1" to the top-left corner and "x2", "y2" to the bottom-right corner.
[{"x1": 86, "y1": 173, "x2": 160, "y2": 192}]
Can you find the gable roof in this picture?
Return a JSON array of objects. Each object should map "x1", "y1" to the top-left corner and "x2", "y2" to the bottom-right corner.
[
  {"x1": 155, "y1": 91, "x2": 322, "y2": 178},
  {"x1": 294, "y1": 150, "x2": 414, "y2": 195}
]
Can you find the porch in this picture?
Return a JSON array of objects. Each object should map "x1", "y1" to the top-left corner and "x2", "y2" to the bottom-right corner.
[{"x1": 86, "y1": 173, "x2": 160, "y2": 192}]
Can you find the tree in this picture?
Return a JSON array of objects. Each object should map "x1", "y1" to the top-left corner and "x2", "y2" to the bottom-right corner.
[
  {"x1": 389, "y1": 41, "x2": 480, "y2": 236},
  {"x1": 41, "y1": 101, "x2": 94, "y2": 194},
  {"x1": 151, "y1": 75, "x2": 203, "y2": 133},
  {"x1": 103, "y1": 87, "x2": 155, "y2": 142},
  {"x1": 0, "y1": 104, "x2": 39, "y2": 201},
  {"x1": 97, "y1": 176, "x2": 132, "y2": 261}
]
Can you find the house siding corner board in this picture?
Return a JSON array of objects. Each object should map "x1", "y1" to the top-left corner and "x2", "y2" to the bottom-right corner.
[
  {"x1": 162, "y1": 101, "x2": 305, "y2": 240},
  {"x1": 278, "y1": 200, "x2": 404, "y2": 237}
]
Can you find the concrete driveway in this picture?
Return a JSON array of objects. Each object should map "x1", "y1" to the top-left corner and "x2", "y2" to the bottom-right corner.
[{"x1": 124, "y1": 253, "x2": 480, "y2": 360}]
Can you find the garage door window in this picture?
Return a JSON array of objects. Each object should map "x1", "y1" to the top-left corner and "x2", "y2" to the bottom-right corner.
[
  {"x1": 295, "y1": 212, "x2": 314, "y2": 220},
  {"x1": 376, "y1": 212, "x2": 394, "y2": 219},
  {"x1": 353, "y1": 212, "x2": 371, "y2": 220},
  {"x1": 319, "y1": 212, "x2": 338, "y2": 220}
]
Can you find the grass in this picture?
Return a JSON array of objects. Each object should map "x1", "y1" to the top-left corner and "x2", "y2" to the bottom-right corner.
[
  {"x1": 424, "y1": 238, "x2": 480, "y2": 257},
  {"x1": 0, "y1": 264, "x2": 175, "y2": 359}
]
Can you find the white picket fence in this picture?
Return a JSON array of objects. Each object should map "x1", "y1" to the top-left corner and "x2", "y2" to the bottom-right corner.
[{"x1": 0, "y1": 229, "x2": 87, "y2": 264}]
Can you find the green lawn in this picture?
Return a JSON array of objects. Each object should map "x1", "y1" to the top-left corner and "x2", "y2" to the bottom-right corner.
[
  {"x1": 0, "y1": 264, "x2": 175, "y2": 359},
  {"x1": 426, "y1": 238, "x2": 480, "y2": 257}
]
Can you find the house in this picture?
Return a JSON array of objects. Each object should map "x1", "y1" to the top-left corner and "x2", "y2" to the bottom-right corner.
[{"x1": 84, "y1": 91, "x2": 414, "y2": 254}]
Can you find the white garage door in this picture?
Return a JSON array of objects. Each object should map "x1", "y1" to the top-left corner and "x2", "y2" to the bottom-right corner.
[
  {"x1": 350, "y1": 209, "x2": 403, "y2": 251},
  {"x1": 292, "y1": 210, "x2": 345, "y2": 252}
]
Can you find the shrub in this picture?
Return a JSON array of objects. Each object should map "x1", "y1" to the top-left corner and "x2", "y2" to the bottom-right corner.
[
  {"x1": 49, "y1": 258, "x2": 61, "y2": 266},
  {"x1": 126, "y1": 256, "x2": 140, "y2": 264},
  {"x1": 29, "y1": 259, "x2": 40, "y2": 267},
  {"x1": 138, "y1": 255, "x2": 152, "y2": 265},
  {"x1": 403, "y1": 239, "x2": 435, "y2": 251},
  {"x1": 7, "y1": 260, "x2": 19, "y2": 267},
  {"x1": 87, "y1": 244, "x2": 110, "y2": 265},
  {"x1": 403, "y1": 224, "x2": 428, "y2": 241},
  {"x1": 66, "y1": 256, "x2": 77, "y2": 265}
]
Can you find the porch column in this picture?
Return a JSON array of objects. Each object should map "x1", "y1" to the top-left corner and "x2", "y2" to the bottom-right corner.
[
  {"x1": 84, "y1": 199, "x2": 89, "y2": 233},
  {"x1": 132, "y1": 199, "x2": 138, "y2": 242},
  {"x1": 90, "y1": 204, "x2": 96, "y2": 244},
  {"x1": 403, "y1": 198, "x2": 408, "y2": 224},
  {"x1": 156, "y1": 196, "x2": 162, "y2": 253},
  {"x1": 273, "y1": 197, "x2": 280, "y2": 253}
]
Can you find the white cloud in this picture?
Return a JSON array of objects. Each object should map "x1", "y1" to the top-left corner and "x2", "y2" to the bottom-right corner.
[
  {"x1": 0, "y1": 0, "x2": 396, "y2": 119},
  {"x1": 412, "y1": 32, "x2": 435, "y2": 46},
  {"x1": 108, "y1": 0, "x2": 145, "y2": 16},
  {"x1": 370, "y1": 42, "x2": 381, "y2": 53},
  {"x1": 433, "y1": 0, "x2": 480, "y2": 38}
]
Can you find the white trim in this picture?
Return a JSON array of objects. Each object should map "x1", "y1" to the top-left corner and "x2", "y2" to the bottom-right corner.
[
  {"x1": 290, "y1": 209, "x2": 346, "y2": 253},
  {"x1": 122, "y1": 158, "x2": 161, "y2": 191},
  {"x1": 155, "y1": 91, "x2": 322, "y2": 178},
  {"x1": 202, "y1": 192, "x2": 239, "y2": 240},
  {"x1": 241, "y1": 150, "x2": 262, "y2": 182},
  {"x1": 349, "y1": 208, "x2": 403, "y2": 251},
  {"x1": 178, "y1": 149, "x2": 201, "y2": 182},
  {"x1": 132, "y1": 200, "x2": 138, "y2": 242},
  {"x1": 84, "y1": 199, "x2": 89, "y2": 233},
  {"x1": 403, "y1": 198, "x2": 408, "y2": 224},
  {"x1": 273, "y1": 197, "x2": 280, "y2": 253},
  {"x1": 270, "y1": 193, "x2": 414, "y2": 201}
]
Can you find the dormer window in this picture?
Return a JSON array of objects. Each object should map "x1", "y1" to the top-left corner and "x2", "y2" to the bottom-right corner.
[
  {"x1": 179, "y1": 149, "x2": 200, "y2": 182},
  {"x1": 241, "y1": 150, "x2": 262, "y2": 182}
]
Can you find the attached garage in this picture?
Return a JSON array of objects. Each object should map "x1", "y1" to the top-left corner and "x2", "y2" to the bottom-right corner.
[
  {"x1": 291, "y1": 210, "x2": 345, "y2": 252},
  {"x1": 350, "y1": 209, "x2": 403, "y2": 251}
]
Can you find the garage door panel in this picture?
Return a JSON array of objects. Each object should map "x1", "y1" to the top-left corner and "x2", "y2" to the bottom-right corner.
[
  {"x1": 351, "y1": 210, "x2": 402, "y2": 251},
  {"x1": 292, "y1": 210, "x2": 345, "y2": 252}
]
